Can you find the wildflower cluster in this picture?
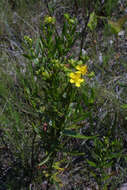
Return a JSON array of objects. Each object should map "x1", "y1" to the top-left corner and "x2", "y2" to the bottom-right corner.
[
  {"x1": 69, "y1": 72, "x2": 84, "y2": 87},
  {"x1": 44, "y1": 16, "x2": 55, "y2": 24},
  {"x1": 69, "y1": 62, "x2": 88, "y2": 87}
]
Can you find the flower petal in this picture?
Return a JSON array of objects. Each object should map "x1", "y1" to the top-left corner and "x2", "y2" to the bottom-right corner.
[{"x1": 70, "y1": 79, "x2": 75, "y2": 83}]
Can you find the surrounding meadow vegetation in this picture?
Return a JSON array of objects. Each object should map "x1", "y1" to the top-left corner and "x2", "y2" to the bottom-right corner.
[{"x1": 0, "y1": 0, "x2": 127, "y2": 189}]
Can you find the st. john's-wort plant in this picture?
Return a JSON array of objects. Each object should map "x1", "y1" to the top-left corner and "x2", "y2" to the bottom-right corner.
[{"x1": 0, "y1": 14, "x2": 96, "y2": 188}]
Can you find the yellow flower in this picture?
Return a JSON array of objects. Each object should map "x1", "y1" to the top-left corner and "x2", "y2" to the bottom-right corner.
[
  {"x1": 69, "y1": 72, "x2": 84, "y2": 87},
  {"x1": 76, "y1": 65, "x2": 88, "y2": 75},
  {"x1": 44, "y1": 16, "x2": 55, "y2": 24}
]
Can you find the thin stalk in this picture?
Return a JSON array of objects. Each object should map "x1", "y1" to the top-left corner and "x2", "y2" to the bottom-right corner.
[{"x1": 30, "y1": 130, "x2": 36, "y2": 182}]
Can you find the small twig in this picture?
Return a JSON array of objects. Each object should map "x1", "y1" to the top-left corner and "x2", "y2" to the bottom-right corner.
[
  {"x1": 30, "y1": 130, "x2": 36, "y2": 182},
  {"x1": 78, "y1": 13, "x2": 90, "y2": 59},
  {"x1": 0, "y1": 102, "x2": 7, "y2": 116},
  {"x1": 31, "y1": 131, "x2": 36, "y2": 169},
  {"x1": 79, "y1": 0, "x2": 101, "y2": 59}
]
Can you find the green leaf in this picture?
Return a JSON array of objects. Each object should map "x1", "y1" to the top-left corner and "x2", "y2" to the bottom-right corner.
[
  {"x1": 108, "y1": 15, "x2": 127, "y2": 35},
  {"x1": 88, "y1": 12, "x2": 97, "y2": 31},
  {"x1": 62, "y1": 149, "x2": 85, "y2": 156},
  {"x1": 108, "y1": 20, "x2": 121, "y2": 34},
  {"x1": 39, "y1": 152, "x2": 52, "y2": 166},
  {"x1": 108, "y1": 152, "x2": 122, "y2": 159},
  {"x1": 32, "y1": 124, "x2": 40, "y2": 134},
  {"x1": 35, "y1": 38, "x2": 40, "y2": 56},
  {"x1": 65, "y1": 124, "x2": 80, "y2": 130},
  {"x1": 103, "y1": 174, "x2": 111, "y2": 181},
  {"x1": 90, "y1": 171, "x2": 96, "y2": 178},
  {"x1": 121, "y1": 104, "x2": 127, "y2": 109},
  {"x1": 87, "y1": 160, "x2": 97, "y2": 167},
  {"x1": 101, "y1": 161, "x2": 113, "y2": 169},
  {"x1": 68, "y1": 151, "x2": 85, "y2": 156},
  {"x1": 72, "y1": 112, "x2": 91, "y2": 123},
  {"x1": 23, "y1": 54, "x2": 36, "y2": 59},
  {"x1": 61, "y1": 130, "x2": 97, "y2": 139}
]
